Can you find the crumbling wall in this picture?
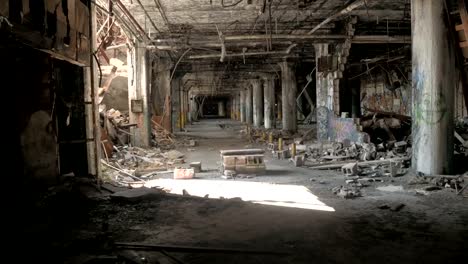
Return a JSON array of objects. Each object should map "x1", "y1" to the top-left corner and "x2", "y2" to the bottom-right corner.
[
  {"x1": 2, "y1": 0, "x2": 91, "y2": 65},
  {"x1": 360, "y1": 70, "x2": 411, "y2": 116}
]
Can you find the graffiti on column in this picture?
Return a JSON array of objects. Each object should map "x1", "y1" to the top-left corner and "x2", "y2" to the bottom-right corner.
[
  {"x1": 317, "y1": 106, "x2": 329, "y2": 140},
  {"x1": 413, "y1": 91, "x2": 448, "y2": 125}
]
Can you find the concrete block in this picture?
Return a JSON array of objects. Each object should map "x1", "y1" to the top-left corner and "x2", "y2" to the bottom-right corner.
[
  {"x1": 342, "y1": 163, "x2": 358, "y2": 176},
  {"x1": 173, "y1": 168, "x2": 195, "y2": 179},
  {"x1": 293, "y1": 155, "x2": 305, "y2": 167},
  {"x1": 267, "y1": 143, "x2": 277, "y2": 151},
  {"x1": 279, "y1": 150, "x2": 290, "y2": 160},
  {"x1": 189, "y1": 162, "x2": 202, "y2": 173}
]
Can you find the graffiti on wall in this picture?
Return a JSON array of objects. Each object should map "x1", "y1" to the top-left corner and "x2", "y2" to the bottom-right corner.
[{"x1": 327, "y1": 116, "x2": 360, "y2": 142}]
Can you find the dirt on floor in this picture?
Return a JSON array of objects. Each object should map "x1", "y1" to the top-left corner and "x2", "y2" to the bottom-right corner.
[{"x1": 22, "y1": 119, "x2": 468, "y2": 264}]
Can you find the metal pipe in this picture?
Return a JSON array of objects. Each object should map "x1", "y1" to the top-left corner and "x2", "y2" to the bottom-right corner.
[
  {"x1": 153, "y1": 34, "x2": 410, "y2": 44},
  {"x1": 134, "y1": 0, "x2": 161, "y2": 33},
  {"x1": 113, "y1": 0, "x2": 150, "y2": 40},
  {"x1": 153, "y1": 0, "x2": 172, "y2": 31},
  {"x1": 188, "y1": 51, "x2": 288, "y2": 59}
]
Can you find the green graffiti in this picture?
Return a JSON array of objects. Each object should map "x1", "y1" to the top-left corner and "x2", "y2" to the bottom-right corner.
[{"x1": 413, "y1": 92, "x2": 447, "y2": 125}]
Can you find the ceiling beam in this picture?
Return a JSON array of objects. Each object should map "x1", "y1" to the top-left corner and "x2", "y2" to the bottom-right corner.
[{"x1": 308, "y1": 0, "x2": 367, "y2": 35}]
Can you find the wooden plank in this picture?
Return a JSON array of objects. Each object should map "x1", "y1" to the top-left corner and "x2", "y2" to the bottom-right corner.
[
  {"x1": 460, "y1": 41, "x2": 468, "y2": 48},
  {"x1": 456, "y1": 24, "x2": 464, "y2": 31}
]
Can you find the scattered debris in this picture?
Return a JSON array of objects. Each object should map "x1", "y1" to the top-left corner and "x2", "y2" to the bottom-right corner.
[
  {"x1": 220, "y1": 149, "x2": 266, "y2": 175},
  {"x1": 332, "y1": 186, "x2": 362, "y2": 199},
  {"x1": 378, "y1": 203, "x2": 405, "y2": 212},
  {"x1": 189, "y1": 162, "x2": 202, "y2": 173},
  {"x1": 174, "y1": 168, "x2": 195, "y2": 180},
  {"x1": 376, "y1": 185, "x2": 404, "y2": 192}
]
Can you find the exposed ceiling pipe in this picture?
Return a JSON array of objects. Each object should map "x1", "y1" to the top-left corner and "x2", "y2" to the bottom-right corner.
[
  {"x1": 307, "y1": 0, "x2": 368, "y2": 35},
  {"x1": 113, "y1": 0, "x2": 150, "y2": 41},
  {"x1": 188, "y1": 50, "x2": 289, "y2": 59},
  {"x1": 153, "y1": 34, "x2": 410, "y2": 43},
  {"x1": 153, "y1": 0, "x2": 172, "y2": 32},
  {"x1": 134, "y1": 0, "x2": 161, "y2": 33},
  {"x1": 95, "y1": 0, "x2": 141, "y2": 41}
]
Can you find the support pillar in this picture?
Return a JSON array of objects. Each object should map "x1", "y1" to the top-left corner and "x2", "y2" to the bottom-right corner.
[
  {"x1": 171, "y1": 75, "x2": 182, "y2": 132},
  {"x1": 128, "y1": 42, "x2": 151, "y2": 147},
  {"x1": 279, "y1": 61, "x2": 297, "y2": 132},
  {"x1": 263, "y1": 75, "x2": 276, "y2": 129},
  {"x1": 412, "y1": 0, "x2": 455, "y2": 174},
  {"x1": 315, "y1": 44, "x2": 334, "y2": 141},
  {"x1": 252, "y1": 79, "x2": 263, "y2": 127},
  {"x1": 246, "y1": 86, "x2": 253, "y2": 124},
  {"x1": 151, "y1": 57, "x2": 172, "y2": 131},
  {"x1": 240, "y1": 90, "x2": 246, "y2": 122},
  {"x1": 218, "y1": 101, "x2": 226, "y2": 117},
  {"x1": 190, "y1": 94, "x2": 198, "y2": 122}
]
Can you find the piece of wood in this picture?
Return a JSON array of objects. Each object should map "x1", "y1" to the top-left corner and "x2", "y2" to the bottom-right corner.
[
  {"x1": 455, "y1": 131, "x2": 468, "y2": 147},
  {"x1": 101, "y1": 160, "x2": 142, "y2": 181},
  {"x1": 114, "y1": 242, "x2": 289, "y2": 255}
]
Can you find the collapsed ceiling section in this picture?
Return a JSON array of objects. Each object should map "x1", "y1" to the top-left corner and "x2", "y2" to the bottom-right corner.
[{"x1": 100, "y1": 0, "x2": 411, "y2": 92}]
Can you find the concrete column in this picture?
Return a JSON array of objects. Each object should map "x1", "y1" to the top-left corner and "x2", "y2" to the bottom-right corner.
[
  {"x1": 279, "y1": 61, "x2": 297, "y2": 132},
  {"x1": 190, "y1": 94, "x2": 199, "y2": 122},
  {"x1": 128, "y1": 42, "x2": 151, "y2": 147},
  {"x1": 412, "y1": 0, "x2": 455, "y2": 174},
  {"x1": 171, "y1": 75, "x2": 181, "y2": 132},
  {"x1": 218, "y1": 101, "x2": 226, "y2": 117},
  {"x1": 252, "y1": 79, "x2": 263, "y2": 127},
  {"x1": 263, "y1": 75, "x2": 275, "y2": 129},
  {"x1": 315, "y1": 44, "x2": 332, "y2": 141},
  {"x1": 240, "y1": 90, "x2": 246, "y2": 122},
  {"x1": 246, "y1": 86, "x2": 253, "y2": 124},
  {"x1": 151, "y1": 57, "x2": 171, "y2": 131},
  {"x1": 232, "y1": 95, "x2": 238, "y2": 120}
]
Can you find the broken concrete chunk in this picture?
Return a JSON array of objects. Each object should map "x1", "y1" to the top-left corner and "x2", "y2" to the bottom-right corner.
[
  {"x1": 189, "y1": 162, "x2": 202, "y2": 173},
  {"x1": 165, "y1": 150, "x2": 185, "y2": 160},
  {"x1": 189, "y1": 140, "x2": 197, "y2": 147},
  {"x1": 332, "y1": 186, "x2": 361, "y2": 199},
  {"x1": 293, "y1": 155, "x2": 305, "y2": 167},
  {"x1": 173, "y1": 168, "x2": 195, "y2": 179},
  {"x1": 341, "y1": 163, "x2": 358, "y2": 176}
]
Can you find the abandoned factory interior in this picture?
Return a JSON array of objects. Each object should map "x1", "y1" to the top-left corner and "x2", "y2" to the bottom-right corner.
[{"x1": 3, "y1": 0, "x2": 468, "y2": 263}]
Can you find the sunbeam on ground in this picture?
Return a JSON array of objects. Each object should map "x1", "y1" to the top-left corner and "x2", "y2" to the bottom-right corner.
[{"x1": 144, "y1": 179, "x2": 335, "y2": 211}]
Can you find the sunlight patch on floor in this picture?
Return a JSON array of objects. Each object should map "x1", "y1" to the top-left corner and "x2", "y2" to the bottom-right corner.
[{"x1": 144, "y1": 179, "x2": 335, "y2": 211}]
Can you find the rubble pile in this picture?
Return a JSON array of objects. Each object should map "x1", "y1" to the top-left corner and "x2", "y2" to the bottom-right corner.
[
  {"x1": 455, "y1": 117, "x2": 468, "y2": 157},
  {"x1": 98, "y1": 108, "x2": 199, "y2": 187},
  {"x1": 409, "y1": 173, "x2": 468, "y2": 193},
  {"x1": 101, "y1": 147, "x2": 187, "y2": 186},
  {"x1": 306, "y1": 139, "x2": 410, "y2": 165}
]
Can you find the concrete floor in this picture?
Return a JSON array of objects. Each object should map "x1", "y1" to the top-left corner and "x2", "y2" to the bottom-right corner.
[
  {"x1": 28, "y1": 119, "x2": 468, "y2": 263},
  {"x1": 97, "y1": 119, "x2": 467, "y2": 263}
]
